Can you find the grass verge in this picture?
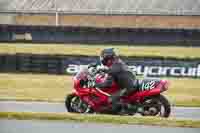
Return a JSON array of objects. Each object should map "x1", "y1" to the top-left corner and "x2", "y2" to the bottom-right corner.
[
  {"x1": 0, "y1": 73, "x2": 200, "y2": 107},
  {"x1": 0, "y1": 43, "x2": 200, "y2": 59},
  {"x1": 0, "y1": 112, "x2": 200, "y2": 128}
]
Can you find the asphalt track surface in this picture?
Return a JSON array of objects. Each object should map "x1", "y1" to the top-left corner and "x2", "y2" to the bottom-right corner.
[
  {"x1": 0, "y1": 119, "x2": 200, "y2": 133},
  {"x1": 0, "y1": 101, "x2": 200, "y2": 120}
]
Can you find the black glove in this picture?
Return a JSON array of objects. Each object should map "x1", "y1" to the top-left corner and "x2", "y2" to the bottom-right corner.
[
  {"x1": 88, "y1": 62, "x2": 98, "y2": 69},
  {"x1": 97, "y1": 66, "x2": 109, "y2": 73}
]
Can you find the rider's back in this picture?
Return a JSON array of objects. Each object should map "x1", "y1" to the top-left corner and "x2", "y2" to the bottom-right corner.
[{"x1": 108, "y1": 59, "x2": 136, "y2": 90}]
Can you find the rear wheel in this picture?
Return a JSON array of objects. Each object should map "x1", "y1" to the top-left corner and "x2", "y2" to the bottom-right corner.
[
  {"x1": 65, "y1": 94, "x2": 93, "y2": 113},
  {"x1": 141, "y1": 94, "x2": 171, "y2": 118}
]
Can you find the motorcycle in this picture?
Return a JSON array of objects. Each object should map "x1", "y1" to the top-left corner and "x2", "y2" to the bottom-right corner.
[{"x1": 65, "y1": 65, "x2": 171, "y2": 117}]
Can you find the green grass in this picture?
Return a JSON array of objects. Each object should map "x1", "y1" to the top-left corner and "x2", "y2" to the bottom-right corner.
[
  {"x1": 0, "y1": 73, "x2": 69, "y2": 102},
  {"x1": 0, "y1": 43, "x2": 200, "y2": 59},
  {"x1": 0, "y1": 112, "x2": 200, "y2": 128},
  {"x1": 0, "y1": 73, "x2": 200, "y2": 107}
]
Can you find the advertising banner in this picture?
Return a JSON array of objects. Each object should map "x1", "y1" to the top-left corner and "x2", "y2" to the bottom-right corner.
[
  {"x1": 1, "y1": 54, "x2": 200, "y2": 78},
  {"x1": 62, "y1": 56, "x2": 200, "y2": 78}
]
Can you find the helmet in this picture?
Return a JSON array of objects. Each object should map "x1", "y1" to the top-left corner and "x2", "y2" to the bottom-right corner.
[{"x1": 100, "y1": 48, "x2": 117, "y2": 66}]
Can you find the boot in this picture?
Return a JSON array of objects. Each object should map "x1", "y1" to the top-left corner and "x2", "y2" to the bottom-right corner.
[
  {"x1": 108, "y1": 89, "x2": 128, "y2": 113},
  {"x1": 108, "y1": 96, "x2": 122, "y2": 113}
]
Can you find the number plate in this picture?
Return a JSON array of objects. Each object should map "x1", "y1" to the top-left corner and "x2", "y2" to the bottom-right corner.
[{"x1": 140, "y1": 81, "x2": 156, "y2": 91}]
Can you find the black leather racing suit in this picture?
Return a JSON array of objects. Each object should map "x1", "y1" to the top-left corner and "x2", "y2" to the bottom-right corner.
[{"x1": 95, "y1": 59, "x2": 137, "y2": 106}]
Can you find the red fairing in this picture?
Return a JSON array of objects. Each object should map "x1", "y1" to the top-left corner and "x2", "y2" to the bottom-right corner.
[
  {"x1": 128, "y1": 87, "x2": 162, "y2": 102},
  {"x1": 95, "y1": 74, "x2": 119, "y2": 94},
  {"x1": 127, "y1": 79, "x2": 169, "y2": 102},
  {"x1": 72, "y1": 69, "x2": 169, "y2": 112},
  {"x1": 73, "y1": 77, "x2": 81, "y2": 89},
  {"x1": 160, "y1": 79, "x2": 170, "y2": 92},
  {"x1": 95, "y1": 74, "x2": 105, "y2": 83}
]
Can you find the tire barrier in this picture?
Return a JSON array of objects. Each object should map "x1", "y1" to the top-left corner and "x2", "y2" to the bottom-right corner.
[{"x1": 0, "y1": 25, "x2": 200, "y2": 46}]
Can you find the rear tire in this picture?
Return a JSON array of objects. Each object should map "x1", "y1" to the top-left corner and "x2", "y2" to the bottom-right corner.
[
  {"x1": 158, "y1": 94, "x2": 171, "y2": 117},
  {"x1": 142, "y1": 94, "x2": 171, "y2": 118}
]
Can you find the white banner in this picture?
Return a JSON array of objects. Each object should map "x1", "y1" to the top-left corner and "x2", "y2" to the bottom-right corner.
[{"x1": 66, "y1": 64, "x2": 200, "y2": 78}]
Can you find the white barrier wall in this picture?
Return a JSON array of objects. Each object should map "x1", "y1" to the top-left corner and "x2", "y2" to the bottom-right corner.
[{"x1": 0, "y1": 0, "x2": 199, "y2": 15}]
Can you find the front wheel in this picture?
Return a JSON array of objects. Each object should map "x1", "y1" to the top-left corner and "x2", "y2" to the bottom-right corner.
[
  {"x1": 141, "y1": 94, "x2": 171, "y2": 118},
  {"x1": 65, "y1": 94, "x2": 93, "y2": 113}
]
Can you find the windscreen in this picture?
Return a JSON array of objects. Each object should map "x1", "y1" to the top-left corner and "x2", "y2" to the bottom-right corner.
[{"x1": 75, "y1": 67, "x2": 89, "y2": 80}]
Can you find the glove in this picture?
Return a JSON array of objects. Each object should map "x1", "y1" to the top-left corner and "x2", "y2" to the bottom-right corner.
[
  {"x1": 88, "y1": 80, "x2": 96, "y2": 88},
  {"x1": 88, "y1": 62, "x2": 98, "y2": 69},
  {"x1": 97, "y1": 65, "x2": 109, "y2": 73}
]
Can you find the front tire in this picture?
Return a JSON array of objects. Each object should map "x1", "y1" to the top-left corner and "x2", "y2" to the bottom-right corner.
[
  {"x1": 65, "y1": 94, "x2": 93, "y2": 113},
  {"x1": 65, "y1": 94, "x2": 76, "y2": 112}
]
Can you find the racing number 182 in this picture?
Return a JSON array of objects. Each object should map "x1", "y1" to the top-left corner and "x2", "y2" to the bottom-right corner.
[{"x1": 141, "y1": 81, "x2": 155, "y2": 91}]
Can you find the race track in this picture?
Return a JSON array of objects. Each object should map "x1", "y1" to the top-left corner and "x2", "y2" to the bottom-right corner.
[
  {"x1": 0, "y1": 119, "x2": 200, "y2": 133},
  {"x1": 0, "y1": 101, "x2": 200, "y2": 120}
]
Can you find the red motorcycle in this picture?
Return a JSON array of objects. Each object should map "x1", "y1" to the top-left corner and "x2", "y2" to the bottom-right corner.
[{"x1": 65, "y1": 66, "x2": 171, "y2": 117}]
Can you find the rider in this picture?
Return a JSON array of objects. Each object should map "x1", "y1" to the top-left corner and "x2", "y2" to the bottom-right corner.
[{"x1": 93, "y1": 48, "x2": 138, "y2": 112}]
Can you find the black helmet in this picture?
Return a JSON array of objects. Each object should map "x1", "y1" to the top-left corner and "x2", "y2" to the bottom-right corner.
[{"x1": 100, "y1": 48, "x2": 117, "y2": 66}]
